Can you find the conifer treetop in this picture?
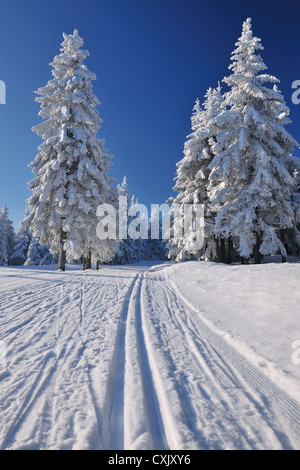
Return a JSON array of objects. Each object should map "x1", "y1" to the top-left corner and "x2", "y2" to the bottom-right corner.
[
  {"x1": 50, "y1": 29, "x2": 91, "y2": 80},
  {"x1": 228, "y1": 18, "x2": 267, "y2": 77}
]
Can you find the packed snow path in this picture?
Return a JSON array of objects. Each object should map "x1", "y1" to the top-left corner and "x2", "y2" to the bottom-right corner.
[{"x1": 0, "y1": 262, "x2": 299, "y2": 450}]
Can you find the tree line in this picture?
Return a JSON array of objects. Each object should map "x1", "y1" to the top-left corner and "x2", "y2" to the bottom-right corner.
[{"x1": 1, "y1": 19, "x2": 300, "y2": 269}]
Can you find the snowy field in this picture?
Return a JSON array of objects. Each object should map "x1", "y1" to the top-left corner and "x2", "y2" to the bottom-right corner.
[{"x1": 0, "y1": 258, "x2": 300, "y2": 450}]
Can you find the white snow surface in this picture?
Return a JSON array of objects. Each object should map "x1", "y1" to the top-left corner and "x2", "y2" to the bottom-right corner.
[{"x1": 0, "y1": 257, "x2": 300, "y2": 450}]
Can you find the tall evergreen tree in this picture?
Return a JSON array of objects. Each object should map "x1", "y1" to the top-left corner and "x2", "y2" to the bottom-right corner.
[
  {"x1": 10, "y1": 224, "x2": 32, "y2": 266},
  {"x1": 209, "y1": 18, "x2": 298, "y2": 262},
  {"x1": 26, "y1": 30, "x2": 117, "y2": 271},
  {"x1": 167, "y1": 86, "x2": 224, "y2": 262},
  {"x1": 0, "y1": 205, "x2": 15, "y2": 266},
  {"x1": 167, "y1": 99, "x2": 204, "y2": 262},
  {"x1": 112, "y1": 177, "x2": 149, "y2": 264},
  {"x1": 113, "y1": 176, "x2": 138, "y2": 264}
]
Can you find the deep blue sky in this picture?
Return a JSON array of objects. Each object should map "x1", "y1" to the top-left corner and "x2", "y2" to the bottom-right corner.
[{"x1": 1, "y1": 0, "x2": 300, "y2": 227}]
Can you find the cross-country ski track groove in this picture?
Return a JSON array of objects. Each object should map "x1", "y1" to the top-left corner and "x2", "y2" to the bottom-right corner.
[
  {"x1": 105, "y1": 271, "x2": 168, "y2": 450},
  {"x1": 0, "y1": 263, "x2": 299, "y2": 449}
]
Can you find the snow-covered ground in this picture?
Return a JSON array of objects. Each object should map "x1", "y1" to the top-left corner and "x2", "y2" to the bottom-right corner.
[{"x1": 0, "y1": 258, "x2": 300, "y2": 450}]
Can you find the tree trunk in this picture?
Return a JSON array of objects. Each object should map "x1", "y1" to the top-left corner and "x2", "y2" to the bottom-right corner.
[
  {"x1": 280, "y1": 229, "x2": 287, "y2": 263},
  {"x1": 96, "y1": 260, "x2": 100, "y2": 270},
  {"x1": 253, "y1": 208, "x2": 262, "y2": 264},
  {"x1": 231, "y1": 237, "x2": 236, "y2": 263},
  {"x1": 227, "y1": 237, "x2": 233, "y2": 264},
  {"x1": 215, "y1": 237, "x2": 221, "y2": 262},
  {"x1": 86, "y1": 251, "x2": 92, "y2": 270},
  {"x1": 220, "y1": 238, "x2": 226, "y2": 264},
  {"x1": 253, "y1": 232, "x2": 262, "y2": 264},
  {"x1": 57, "y1": 228, "x2": 66, "y2": 271},
  {"x1": 82, "y1": 257, "x2": 86, "y2": 271}
]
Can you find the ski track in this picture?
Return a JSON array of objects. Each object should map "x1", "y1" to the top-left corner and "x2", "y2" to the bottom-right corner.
[
  {"x1": 0, "y1": 264, "x2": 299, "y2": 449},
  {"x1": 147, "y1": 269, "x2": 300, "y2": 450},
  {"x1": 124, "y1": 272, "x2": 168, "y2": 450}
]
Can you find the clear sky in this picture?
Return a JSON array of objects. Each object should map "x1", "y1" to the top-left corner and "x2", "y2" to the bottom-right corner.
[{"x1": 1, "y1": 0, "x2": 300, "y2": 227}]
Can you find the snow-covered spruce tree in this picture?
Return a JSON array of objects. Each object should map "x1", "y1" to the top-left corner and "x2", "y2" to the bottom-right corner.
[
  {"x1": 167, "y1": 99, "x2": 204, "y2": 262},
  {"x1": 0, "y1": 205, "x2": 15, "y2": 266},
  {"x1": 24, "y1": 237, "x2": 54, "y2": 266},
  {"x1": 114, "y1": 178, "x2": 154, "y2": 264},
  {"x1": 128, "y1": 194, "x2": 151, "y2": 261},
  {"x1": 9, "y1": 224, "x2": 32, "y2": 266},
  {"x1": 282, "y1": 156, "x2": 300, "y2": 257},
  {"x1": 112, "y1": 176, "x2": 140, "y2": 264},
  {"x1": 208, "y1": 18, "x2": 298, "y2": 263},
  {"x1": 167, "y1": 86, "x2": 225, "y2": 262},
  {"x1": 26, "y1": 30, "x2": 117, "y2": 271}
]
